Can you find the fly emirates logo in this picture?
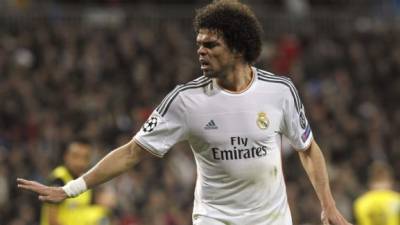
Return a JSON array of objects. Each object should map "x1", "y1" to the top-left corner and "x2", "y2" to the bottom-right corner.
[{"x1": 211, "y1": 136, "x2": 272, "y2": 160}]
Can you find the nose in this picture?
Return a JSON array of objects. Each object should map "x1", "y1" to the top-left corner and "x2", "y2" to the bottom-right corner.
[{"x1": 197, "y1": 46, "x2": 206, "y2": 55}]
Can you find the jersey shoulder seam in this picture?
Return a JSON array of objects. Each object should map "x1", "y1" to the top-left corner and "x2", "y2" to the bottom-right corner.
[
  {"x1": 256, "y1": 69, "x2": 301, "y2": 112},
  {"x1": 156, "y1": 76, "x2": 211, "y2": 116}
]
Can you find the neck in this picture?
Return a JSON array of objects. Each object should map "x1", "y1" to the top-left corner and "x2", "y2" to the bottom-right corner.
[
  {"x1": 370, "y1": 181, "x2": 392, "y2": 190},
  {"x1": 217, "y1": 63, "x2": 253, "y2": 93}
]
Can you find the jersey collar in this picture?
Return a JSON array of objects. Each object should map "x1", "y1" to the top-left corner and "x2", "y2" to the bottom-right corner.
[{"x1": 211, "y1": 66, "x2": 257, "y2": 96}]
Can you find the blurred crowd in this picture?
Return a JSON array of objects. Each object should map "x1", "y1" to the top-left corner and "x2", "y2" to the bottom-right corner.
[{"x1": 0, "y1": 8, "x2": 399, "y2": 225}]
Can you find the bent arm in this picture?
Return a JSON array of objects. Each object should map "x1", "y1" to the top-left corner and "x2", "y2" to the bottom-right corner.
[
  {"x1": 298, "y1": 139, "x2": 335, "y2": 209},
  {"x1": 83, "y1": 139, "x2": 146, "y2": 188}
]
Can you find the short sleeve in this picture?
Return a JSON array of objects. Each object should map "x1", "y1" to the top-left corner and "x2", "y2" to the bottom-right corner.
[
  {"x1": 280, "y1": 83, "x2": 313, "y2": 151},
  {"x1": 134, "y1": 86, "x2": 188, "y2": 157}
]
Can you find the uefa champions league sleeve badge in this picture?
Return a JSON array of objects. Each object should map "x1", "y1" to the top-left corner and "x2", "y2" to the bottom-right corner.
[
  {"x1": 299, "y1": 109, "x2": 307, "y2": 129},
  {"x1": 256, "y1": 112, "x2": 269, "y2": 130},
  {"x1": 143, "y1": 116, "x2": 159, "y2": 132}
]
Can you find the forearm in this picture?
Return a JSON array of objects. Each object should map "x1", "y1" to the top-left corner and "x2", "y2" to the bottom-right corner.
[
  {"x1": 16, "y1": 140, "x2": 146, "y2": 203},
  {"x1": 298, "y1": 140, "x2": 335, "y2": 209},
  {"x1": 82, "y1": 140, "x2": 143, "y2": 189}
]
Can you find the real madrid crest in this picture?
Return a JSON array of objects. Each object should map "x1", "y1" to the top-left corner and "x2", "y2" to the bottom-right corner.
[{"x1": 257, "y1": 112, "x2": 269, "y2": 130}]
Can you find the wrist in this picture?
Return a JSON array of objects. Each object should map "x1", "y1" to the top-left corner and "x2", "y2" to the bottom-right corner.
[
  {"x1": 320, "y1": 195, "x2": 336, "y2": 209},
  {"x1": 321, "y1": 201, "x2": 336, "y2": 211},
  {"x1": 62, "y1": 177, "x2": 87, "y2": 197}
]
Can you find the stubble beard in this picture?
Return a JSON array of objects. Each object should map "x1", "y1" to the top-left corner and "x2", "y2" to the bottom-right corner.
[
  {"x1": 203, "y1": 70, "x2": 214, "y2": 78},
  {"x1": 202, "y1": 69, "x2": 219, "y2": 78}
]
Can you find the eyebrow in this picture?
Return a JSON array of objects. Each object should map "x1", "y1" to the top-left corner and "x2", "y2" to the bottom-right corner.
[{"x1": 196, "y1": 40, "x2": 219, "y2": 46}]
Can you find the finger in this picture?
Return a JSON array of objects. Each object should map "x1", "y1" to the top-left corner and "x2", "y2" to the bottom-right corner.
[
  {"x1": 337, "y1": 215, "x2": 351, "y2": 225},
  {"x1": 345, "y1": 218, "x2": 353, "y2": 225},
  {"x1": 39, "y1": 195, "x2": 60, "y2": 203},
  {"x1": 345, "y1": 219, "x2": 353, "y2": 225},
  {"x1": 18, "y1": 181, "x2": 47, "y2": 193},
  {"x1": 17, "y1": 179, "x2": 43, "y2": 189},
  {"x1": 17, "y1": 183, "x2": 43, "y2": 193},
  {"x1": 38, "y1": 195, "x2": 50, "y2": 202},
  {"x1": 17, "y1": 179, "x2": 46, "y2": 189},
  {"x1": 321, "y1": 217, "x2": 330, "y2": 225},
  {"x1": 17, "y1": 183, "x2": 35, "y2": 190},
  {"x1": 17, "y1": 178, "x2": 34, "y2": 185}
]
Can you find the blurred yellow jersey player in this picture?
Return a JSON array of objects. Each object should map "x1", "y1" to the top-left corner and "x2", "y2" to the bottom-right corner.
[
  {"x1": 354, "y1": 162, "x2": 400, "y2": 225},
  {"x1": 40, "y1": 140, "x2": 111, "y2": 225}
]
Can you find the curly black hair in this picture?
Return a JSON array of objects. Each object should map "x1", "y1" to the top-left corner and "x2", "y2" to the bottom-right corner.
[{"x1": 193, "y1": 0, "x2": 263, "y2": 64}]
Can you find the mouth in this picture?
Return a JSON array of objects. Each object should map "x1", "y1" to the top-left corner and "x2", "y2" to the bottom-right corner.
[{"x1": 199, "y1": 59, "x2": 210, "y2": 70}]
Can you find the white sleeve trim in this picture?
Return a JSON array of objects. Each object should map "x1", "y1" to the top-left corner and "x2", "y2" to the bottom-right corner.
[
  {"x1": 133, "y1": 137, "x2": 165, "y2": 158},
  {"x1": 293, "y1": 135, "x2": 313, "y2": 152}
]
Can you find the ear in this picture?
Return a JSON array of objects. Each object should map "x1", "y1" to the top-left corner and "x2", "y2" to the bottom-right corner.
[{"x1": 232, "y1": 49, "x2": 244, "y2": 59}]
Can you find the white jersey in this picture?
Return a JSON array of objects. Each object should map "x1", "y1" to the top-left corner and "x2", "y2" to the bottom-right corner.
[{"x1": 134, "y1": 67, "x2": 313, "y2": 225}]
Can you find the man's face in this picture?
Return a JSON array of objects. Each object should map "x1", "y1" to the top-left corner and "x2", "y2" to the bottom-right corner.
[
  {"x1": 64, "y1": 143, "x2": 91, "y2": 177},
  {"x1": 196, "y1": 28, "x2": 238, "y2": 78}
]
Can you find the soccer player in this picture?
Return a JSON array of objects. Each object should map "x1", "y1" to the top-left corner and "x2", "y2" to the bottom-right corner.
[
  {"x1": 17, "y1": 1, "x2": 352, "y2": 224},
  {"x1": 354, "y1": 162, "x2": 400, "y2": 225},
  {"x1": 40, "y1": 140, "x2": 110, "y2": 225}
]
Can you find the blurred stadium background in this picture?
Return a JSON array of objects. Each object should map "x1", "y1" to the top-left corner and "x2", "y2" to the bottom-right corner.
[{"x1": 1, "y1": 0, "x2": 400, "y2": 224}]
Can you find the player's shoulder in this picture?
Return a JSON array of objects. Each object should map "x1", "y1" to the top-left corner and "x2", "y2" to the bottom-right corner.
[
  {"x1": 181, "y1": 75, "x2": 212, "y2": 91},
  {"x1": 155, "y1": 75, "x2": 211, "y2": 116},
  {"x1": 48, "y1": 166, "x2": 70, "y2": 186},
  {"x1": 52, "y1": 166, "x2": 68, "y2": 177},
  {"x1": 355, "y1": 190, "x2": 396, "y2": 205},
  {"x1": 354, "y1": 191, "x2": 369, "y2": 205},
  {"x1": 378, "y1": 190, "x2": 400, "y2": 200},
  {"x1": 51, "y1": 166, "x2": 73, "y2": 180},
  {"x1": 256, "y1": 68, "x2": 296, "y2": 91},
  {"x1": 255, "y1": 68, "x2": 303, "y2": 110},
  {"x1": 170, "y1": 75, "x2": 212, "y2": 97}
]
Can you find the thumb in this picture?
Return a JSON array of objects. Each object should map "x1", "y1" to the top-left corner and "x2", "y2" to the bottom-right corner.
[
  {"x1": 321, "y1": 211, "x2": 330, "y2": 225},
  {"x1": 38, "y1": 195, "x2": 50, "y2": 202}
]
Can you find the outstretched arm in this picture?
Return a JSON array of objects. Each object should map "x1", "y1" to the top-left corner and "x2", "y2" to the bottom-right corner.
[
  {"x1": 18, "y1": 139, "x2": 147, "y2": 203},
  {"x1": 298, "y1": 139, "x2": 352, "y2": 225},
  {"x1": 83, "y1": 139, "x2": 144, "y2": 188}
]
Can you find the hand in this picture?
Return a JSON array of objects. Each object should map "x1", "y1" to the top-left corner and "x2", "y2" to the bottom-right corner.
[
  {"x1": 17, "y1": 178, "x2": 68, "y2": 203},
  {"x1": 321, "y1": 207, "x2": 353, "y2": 225}
]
